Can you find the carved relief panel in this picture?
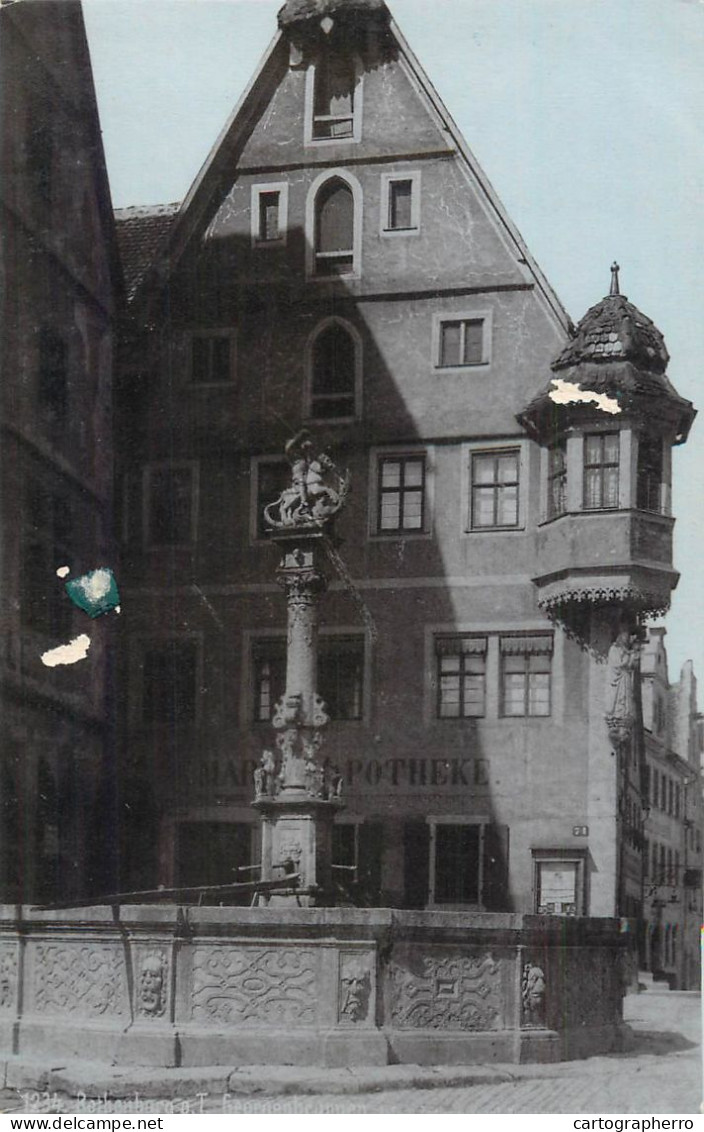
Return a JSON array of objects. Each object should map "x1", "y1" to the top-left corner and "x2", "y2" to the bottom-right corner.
[
  {"x1": 30, "y1": 942, "x2": 127, "y2": 1017},
  {"x1": 191, "y1": 946, "x2": 317, "y2": 1027},
  {"x1": 390, "y1": 951, "x2": 501, "y2": 1031}
]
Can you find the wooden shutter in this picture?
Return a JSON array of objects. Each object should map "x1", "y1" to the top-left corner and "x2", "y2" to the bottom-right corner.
[
  {"x1": 482, "y1": 823, "x2": 510, "y2": 911},
  {"x1": 403, "y1": 821, "x2": 430, "y2": 908},
  {"x1": 358, "y1": 822, "x2": 384, "y2": 905}
]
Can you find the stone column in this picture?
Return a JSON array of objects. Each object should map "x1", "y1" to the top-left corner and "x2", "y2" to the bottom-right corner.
[{"x1": 252, "y1": 432, "x2": 348, "y2": 905}]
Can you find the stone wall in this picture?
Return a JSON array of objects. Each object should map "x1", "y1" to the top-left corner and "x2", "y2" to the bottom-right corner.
[{"x1": 0, "y1": 906, "x2": 629, "y2": 1068}]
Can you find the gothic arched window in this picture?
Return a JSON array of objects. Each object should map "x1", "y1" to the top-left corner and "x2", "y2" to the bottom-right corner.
[
  {"x1": 309, "y1": 319, "x2": 359, "y2": 420},
  {"x1": 314, "y1": 178, "x2": 354, "y2": 276}
]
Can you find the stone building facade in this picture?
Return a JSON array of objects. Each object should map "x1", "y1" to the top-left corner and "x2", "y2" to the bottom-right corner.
[
  {"x1": 114, "y1": 0, "x2": 695, "y2": 927},
  {"x1": 640, "y1": 630, "x2": 703, "y2": 989},
  {"x1": 0, "y1": 0, "x2": 119, "y2": 902}
]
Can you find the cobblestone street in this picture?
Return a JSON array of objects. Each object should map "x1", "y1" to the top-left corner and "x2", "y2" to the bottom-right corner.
[{"x1": 1, "y1": 990, "x2": 700, "y2": 1116}]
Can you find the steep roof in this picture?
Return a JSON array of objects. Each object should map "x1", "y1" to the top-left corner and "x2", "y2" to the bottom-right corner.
[
  {"x1": 125, "y1": 3, "x2": 571, "y2": 334},
  {"x1": 115, "y1": 203, "x2": 180, "y2": 303}
]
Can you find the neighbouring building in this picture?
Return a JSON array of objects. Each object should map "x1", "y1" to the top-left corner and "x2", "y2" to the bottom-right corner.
[
  {"x1": 0, "y1": 0, "x2": 120, "y2": 902},
  {"x1": 113, "y1": 0, "x2": 696, "y2": 922},
  {"x1": 640, "y1": 630, "x2": 703, "y2": 989}
]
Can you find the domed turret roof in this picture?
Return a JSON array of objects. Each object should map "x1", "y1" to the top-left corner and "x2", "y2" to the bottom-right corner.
[
  {"x1": 553, "y1": 264, "x2": 669, "y2": 374},
  {"x1": 518, "y1": 264, "x2": 695, "y2": 443}
]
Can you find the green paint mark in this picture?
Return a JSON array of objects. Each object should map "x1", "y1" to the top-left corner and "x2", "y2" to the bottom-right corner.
[{"x1": 65, "y1": 568, "x2": 120, "y2": 619}]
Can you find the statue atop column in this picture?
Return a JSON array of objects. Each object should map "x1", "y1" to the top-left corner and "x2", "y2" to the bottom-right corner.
[{"x1": 263, "y1": 429, "x2": 350, "y2": 530}]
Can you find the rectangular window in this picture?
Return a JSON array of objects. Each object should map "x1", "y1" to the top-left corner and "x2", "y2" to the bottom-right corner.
[
  {"x1": 251, "y1": 182, "x2": 288, "y2": 246},
  {"x1": 438, "y1": 318, "x2": 485, "y2": 367},
  {"x1": 318, "y1": 636, "x2": 364, "y2": 721},
  {"x1": 584, "y1": 432, "x2": 619, "y2": 510},
  {"x1": 377, "y1": 455, "x2": 425, "y2": 532},
  {"x1": 434, "y1": 824, "x2": 480, "y2": 905},
  {"x1": 252, "y1": 635, "x2": 365, "y2": 722},
  {"x1": 142, "y1": 639, "x2": 197, "y2": 725},
  {"x1": 146, "y1": 465, "x2": 196, "y2": 546},
  {"x1": 536, "y1": 859, "x2": 579, "y2": 916},
  {"x1": 547, "y1": 440, "x2": 567, "y2": 519},
  {"x1": 259, "y1": 191, "x2": 280, "y2": 242},
  {"x1": 636, "y1": 434, "x2": 663, "y2": 513},
  {"x1": 191, "y1": 334, "x2": 233, "y2": 384},
  {"x1": 21, "y1": 483, "x2": 73, "y2": 636},
  {"x1": 435, "y1": 636, "x2": 487, "y2": 718},
  {"x1": 388, "y1": 179, "x2": 413, "y2": 229},
  {"x1": 471, "y1": 450, "x2": 519, "y2": 529},
  {"x1": 312, "y1": 50, "x2": 355, "y2": 139},
  {"x1": 500, "y1": 635, "x2": 552, "y2": 717}
]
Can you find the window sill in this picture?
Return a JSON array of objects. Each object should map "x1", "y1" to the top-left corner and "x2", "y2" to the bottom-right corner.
[
  {"x1": 435, "y1": 361, "x2": 490, "y2": 373},
  {"x1": 463, "y1": 525, "x2": 525, "y2": 535},
  {"x1": 369, "y1": 530, "x2": 433, "y2": 541},
  {"x1": 537, "y1": 507, "x2": 674, "y2": 528},
  {"x1": 381, "y1": 226, "x2": 420, "y2": 238},
  {"x1": 252, "y1": 237, "x2": 287, "y2": 249}
]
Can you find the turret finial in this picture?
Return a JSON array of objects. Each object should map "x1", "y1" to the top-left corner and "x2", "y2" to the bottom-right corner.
[{"x1": 610, "y1": 261, "x2": 621, "y2": 296}]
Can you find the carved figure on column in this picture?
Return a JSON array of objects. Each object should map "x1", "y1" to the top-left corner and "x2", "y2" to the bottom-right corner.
[
  {"x1": 521, "y1": 963, "x2": 546, "y2": 1028},
  {"x1": 254, "y1": 749, "x2": 277, "y2": 798},
  {"x1": 263, "y1": 430, "x2": 350, "y2": 530},
  {"x1": 605, "y1": 629, "x2": 640, "y2": 746}
]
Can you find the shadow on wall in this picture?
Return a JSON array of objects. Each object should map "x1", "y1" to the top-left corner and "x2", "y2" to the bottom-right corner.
[{"x1": 114, "y1": 203, "x2": 513, "y2": 910}]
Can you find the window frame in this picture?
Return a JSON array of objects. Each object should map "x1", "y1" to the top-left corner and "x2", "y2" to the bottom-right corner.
[
  {"x1": 469, "y1": 448, "x2": 521, "y2": 531},
  {"x1": 143, "y1": 461, "x2": 199, "y2": 549},
  {"x1": 189, "y1": 330, "x2": 236, "y2": 387},
  {"x1": 304, "y1": 52, "x2": 363, "y2": 147},
  {"x1": 583, "y1": 431, "x2": 620, "y2": 511},
  {"x1": 547, "y1": 438, "x2": 568, "y2": 520},
  {"x1": 380, "y1": 170, "x2": 421, "y2": 236},
  {"x1": 499, "y1": 634, "x2": 553, "y2": 718},
  {"x1": 427, "y1": 816, "x2": 491, "y2": 910},
  {"x1": 435, "y1": 635, "x2": 487, "y2": 720},
  {"x1": 129, "y1": 632, "x2": 203, "y2": 729},
  {"x1": 636, "y1": 432, "x2": 664, "y2": 514},
  {"x1": 433, "y1": 309, "x2": 493, "y2": 372},
  {"x1": 250, "y1": 181, "x2": 289, "y2": 248},
  {"x1": 304, "y1": 315, "x2": 362, "y2": 423},
  {"x1": 305, "y1": 169, "x2": 363, "y2": 281},
  {"x1": 532, "y1": 849, "x2": 587, "y2": 916}
]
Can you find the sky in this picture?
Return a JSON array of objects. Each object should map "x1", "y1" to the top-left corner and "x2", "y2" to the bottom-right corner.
[{"x1": 83, "y1": 0, "x2": 704, "y2": 685}]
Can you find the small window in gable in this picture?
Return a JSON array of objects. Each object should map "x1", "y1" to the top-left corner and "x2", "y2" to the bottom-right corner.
[
  {"x1": 251, "y1": 182, "x2": 288, "y2": 246},
  {"x1": 309, "y1": 320, "x2": 358, "y2": 420},
  {"x1": 315, "y1": 178, "x2": 354, "y2": 275},
  {"x1": 381, "y1": 172, "x2": 420, "y2": 235},
  {"x1": 440, "y1": 319, "x2": 485, "y2": 367},
  {"x1": 191, "y1": 334, "x2": 233, "y2": 385},
  {"x1": 313, "y1": 48, "x2": 356, "y2": 139}
]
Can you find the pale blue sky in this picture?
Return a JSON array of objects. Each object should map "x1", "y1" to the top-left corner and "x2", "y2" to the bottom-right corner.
[{"x1": 83, "y1": 0, "x2": 704, "y2": 686}]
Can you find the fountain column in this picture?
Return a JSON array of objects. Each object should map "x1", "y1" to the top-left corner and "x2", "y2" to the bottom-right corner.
[{"x1": 252, "y1": 433, "x2": 348, "y2": 905}]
